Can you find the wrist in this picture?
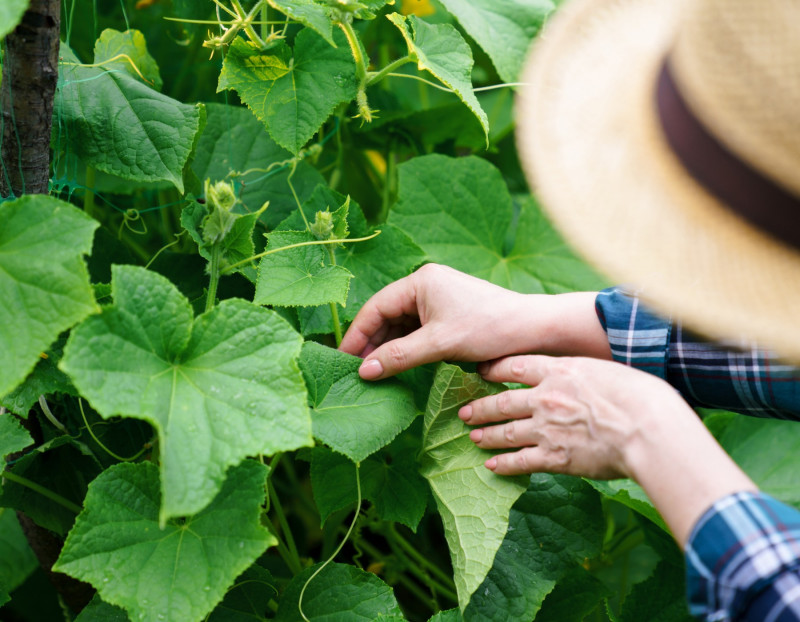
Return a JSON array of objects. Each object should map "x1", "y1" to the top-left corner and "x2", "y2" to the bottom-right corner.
[{"x1": 524, "y1": 292, "x2": 612, "y2": 359}]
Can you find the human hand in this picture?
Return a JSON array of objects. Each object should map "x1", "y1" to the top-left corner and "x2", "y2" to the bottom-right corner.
[
  {"x1": 460, "y1": 354, "x2": 693, "y2": 479},
  {"x1": 339, "y1": 264, "x2": 609, "y2": 380}
]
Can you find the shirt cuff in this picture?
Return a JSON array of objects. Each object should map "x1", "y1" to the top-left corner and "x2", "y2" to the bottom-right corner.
[
  {"x1": 594, "y1": 287, "x2": 671, "y2": 380},
  {"x1": 685, "y1": 491, "x2": 800, "y2": 620}
]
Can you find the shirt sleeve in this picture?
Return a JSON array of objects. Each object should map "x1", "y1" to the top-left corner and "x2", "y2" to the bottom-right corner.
[
  {"x1": 685, "y1": 491, "x2": 800, "y2": 621},
  {"x1": 595, "y1": 287, "x2": 800, "y2": 420}
]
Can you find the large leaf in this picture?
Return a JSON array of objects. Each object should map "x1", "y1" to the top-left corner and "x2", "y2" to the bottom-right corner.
[
  {"x1": 436, "y1": 0, "x2": 555, "y2": 83},
  {"x1": 218, "y1": 29, "x2": 358, "y2": 154},
  {"x1": 93, "y1": 29, "x2": 163, "y2": 91},
  {"x1": 586, "y1": 479, "x2": 667, "y2": 531},
  {"x1": 254, "y1": 230, "x2": 353, "y2": 307},
  {"x1": 0, "y1": 411, "x2": 32, "y2": 460},
  {"x1": 390, "y1": 154, "x2": 608, "y2": 293},
  {"x1": 0, "y1": 0, "x2": 27, "y2": 41},
  {"x1": 618, "y1": 560, "x2": 691, "y2": 622},
  {"x1": 60, "y1": 265, "x2": 311, "y2": 520},
  {"x1": 387, "y1": 13, "x2": 488, "y2": 144},
  {"x1": 74, "y1": 595, "x2": 129, "y2": 622},
  {"x1": 190, "y1": 103, "x2": 325, "y2": 228},
  {"x1": 274, "y1": 562, "x2": 403, "y2": 621},
  {"x1": 464, "y1": 474, "x2": 605, "y2": 621},
  {"x1": 208, "y1": 565, "x2": 277, "y2": 622},
  {"x1": 0, "y1": 508, "x2": 38, "y2": 594},
  {"x1": 56, "y1": 46, "x2": 203, "y2": 192},
  {"x1": 54, "y1": 461, "x2": 275, "y2": 622},
  {"x1": 0, "y1": 195, "x2": 98, "y2": 397},
  {"x1": 267, "y1": 0, "x2": 335, "y2": 45},
  {"x1": 419, "y1": 363, "x2": 528, "y2": 608},
  {"x1": 299, "y1": 342, "x2": 419, "y2": 463}
]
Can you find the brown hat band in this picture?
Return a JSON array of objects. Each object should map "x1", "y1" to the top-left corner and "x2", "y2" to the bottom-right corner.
[{"x1": 656, "y1": 59, "x2": 800, "y2": 250}]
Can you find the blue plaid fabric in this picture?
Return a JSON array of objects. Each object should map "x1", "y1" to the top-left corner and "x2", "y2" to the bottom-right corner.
[{"x1": 595, "y1": 287, "x2": 800, "y2": 620}]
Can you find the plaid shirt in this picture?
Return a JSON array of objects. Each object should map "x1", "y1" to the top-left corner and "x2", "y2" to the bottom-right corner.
[{"x1": 595, "y1": 287, "x2": 800, "y2": 621}]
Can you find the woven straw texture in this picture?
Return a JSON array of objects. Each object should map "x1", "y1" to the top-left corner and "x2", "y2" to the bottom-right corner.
[{"x1": 516, "y1": 0, "x2": 800, "y2": 361}]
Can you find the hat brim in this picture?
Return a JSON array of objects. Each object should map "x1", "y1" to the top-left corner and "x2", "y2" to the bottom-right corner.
[{"x1": 516, "y1": 0, "x2": 800, "y2": 361}]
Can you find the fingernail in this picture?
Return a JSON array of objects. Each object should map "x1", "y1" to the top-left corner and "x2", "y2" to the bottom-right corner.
[
  {"x1": 470, "y1": 429, "x2": 483, "y2": 443},
  {"x1": 458, "y1": 405, "x2": 472, "y2": 421},
  {"x1": 485, "y1": 457, "x2": 497, "y2": 471},
  {"x1": 360, "y1": 359, "x2": 383, "y2": 380}
]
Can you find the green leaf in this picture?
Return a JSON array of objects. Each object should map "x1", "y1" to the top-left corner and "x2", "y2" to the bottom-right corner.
[
  {"x1": 311, "y1": 441, "x2": 427, "y2": 530},
  {"x1": 712, "y1": 414, "x2": 800, "y2": 507},
  {"x1": 0, "y1": 436, "x2": 103, "y2": 535},
  {"x1": 267, "y1": 0, "x2": 335, "y2": 46},
  {"x1": 0, "y1": 508, "x2": 38, "y2": 594},
  {"x1": 585, "y1": 479, "x2": 667, "y2": 531},
  {"x1": 436, "y1": 0, "x2": 555, "y2": 83},
  {"x1": 279, "y1": 187, "x2": 424, "y2": 336},
  {"x1": 535, "y1": 568, "x2": 610, "y2": 622},
  {"x1": 54, "y1": 461, "x2": 275, "y2": 622},
  {"x1": 190, "y1": 103, "x2": 326, "y2": 228},
  {"x1": 253, "y1": 230, "x2": 353, "y2": 307},
  {"x1": 387, "y1": 14, "x2": 488, "y2": 145},
  {"x1": 419, "y1": 363, "x2": 528, "y2": 609},
  {"x1": 74, "y1": 595, "x2": 129, "y2": 622},
  {"x1": 0, "y1": 0, "x2": 27, "y2": 41},
  {"x1": 217, "y1": 30, "x2": 358, "y2": 154},
  {"x1": 619, "y1": 560, "x2": 692, "y2": 622},
  {"x1": 208, "y1": 565, "x2": 277, "y2": 622},
  {"x1": 1, "y1": 342, "x2": 76, "y2": 416},
  {"x1": 428, "y1": 610, "x2": 462, "y2": 622},
  {"x1": 464, "y1": 474, "x2": 605, "y2": 621},
  {"x1": 56, "y1": 46, "x2": 204, "y2": 192},
  {"x1": 60, "y1": 265, "x2": 311, "y2": 520},
  {"x1": 93, "y1": 29, "x2": 163, "y2": 91},
  {"x1": 0, "y1": 411, "x2": 32, "y2": 460},
  {"x1": 0, "y1": 195, "x2": 98, "y2": 397},
  {"x1": 390, "y1": 154, "x2": 608, "y2": 292},
  {"x1": 274, "y1": 562, "x2": 403, "y2": 621},
  {"x1": 299, "y1": 342, "x2": 419, "y2": 463}
]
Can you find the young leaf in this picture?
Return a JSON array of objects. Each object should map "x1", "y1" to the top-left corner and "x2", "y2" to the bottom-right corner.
[
  {"x1": 217, "y1": 29, "x2": 358, "y2": 154},
  {"x1": 274, "y1": 562, "x2": 403, "y2": 621},
  {"x1": 0, "y1": 508, "x2": 38, "y2": 594},
  {"x1": 0, "y1": 196, "x2": 98, "y2": 398},
  {"x1": 387, "y1": 13, "x2": 488, "y2": 145},
  {"x1": 54, "y1": 461, "x2": 275, "y2": 622},
  {"x1": 619, "y1": 560, "x2": 692, "y2": 622},
  {"x1": 0, "y1": 0, "x2": 27, "y2": 40},
  {"x1": 419, "y1": 363, "x2": 528, "y2": 609},
  {"x1": 390, "y1": 154, "x2": 608, "y2": 292},
  {"x1": 60, "y1": 265, "x2": 311, "y2": 520},
  {"x1": 310, "y1": 441, "x2": 427, "y2": 530},
  {"x1": 0, "y1": 349, "x2": 76, "y2": 417},
  {"x1": 93, "y1": 29, "x2": 163, "y2": 91},
  {"x1": 585, "y1": 479, "x2": 667, "y2": 531},
  {"x1": 253, "y1": 230, "x2": 353, "y2": 307},
  {"x1": 299, "y1": 342, "x2": 419, "y2": 463},
  {"x1": 56, "y1": 46, "x2": 204, "y2": 193},
  {"x1": 436, "y1": 0, "x2": 555, "y2": 83},
  {"x1": 464, "y1": 474, "x2": 605, "y2": 621},
  {"x1": 191, "y1": 103, "x2": 325, "y2": 228},
  {"x1": 267, "y1": 0, "x2": 335, "y2": 46},
  {"x1": 0, "y1": 411, "x2": 32, "y2": 461}
]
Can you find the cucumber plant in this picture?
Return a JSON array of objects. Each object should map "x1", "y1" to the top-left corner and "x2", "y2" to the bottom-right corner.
[{"x1": 0, "y1": 1, "x2": 786, "y2": 621}]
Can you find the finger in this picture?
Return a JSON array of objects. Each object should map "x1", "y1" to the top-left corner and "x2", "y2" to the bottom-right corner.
[
  {"x1": 484, "y1": 447, "x2": 551, "y2": 476},
  {"x1": 479, "y1": 355, "x2": 554, "y2": 386},
  {"x1": 469, "y1": 419, "x2": 540, "y2": 450},
  {"x1": 339, "y1": 276, "x2": 420, "y2": 357},
  {"x1": 358, "y1": 324, "x2": 443, "y2": 380},
  {"x1": 458, "y1": 389, "x2": 535, "y2": 425}
]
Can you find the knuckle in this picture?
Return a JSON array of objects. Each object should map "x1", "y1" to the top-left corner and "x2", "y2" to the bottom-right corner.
[
  {"x1": 546, "y1": 447, "x2": 571, "y2": 472},
  {"x1": 509, "y1": 357, "x2": 528, "y2": 380},
  {"x1": 386, "y1": 342, "x2": 408, "y2": 368},
  {"x1": 497, "y1": 392, "x2": 513, "y2": 416},
  {"x1": 503, "y1": 421, "x2": 517, "y2": 443}
]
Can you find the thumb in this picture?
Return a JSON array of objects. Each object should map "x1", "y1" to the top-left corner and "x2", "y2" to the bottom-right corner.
[{"x1": 358, "y1": 327, "x2": 441, "y2": 380}]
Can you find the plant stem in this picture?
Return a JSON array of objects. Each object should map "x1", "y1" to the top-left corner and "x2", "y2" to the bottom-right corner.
[
  {"x1": 338, "y1": 21, "x2": 367, "y2": 85},
  {"x1": 327, "y1": 246, "x2": 343, "y2": 346},
  {"x1": 84, "y1": 165, "x2": 96, "y2": 218},
  {"x1": 386, "y1": 524, "x2": 456, "y2": 592},
  {"x1": 366, "y1": 55, "x2": 412, "y2": 87},
  {"x1": 1, "y1": 471, "x2": 82, "y2": 514},
  {"x1": 264, "y1": 518, "x2": 303, "y2": 576},
  {"x1": 268, "y1": 476, "x2": 302, "y2": 573},
  {"x1": 205, "y1": 243, "x2": 222, "y2": 313},
  {"x1": 221, "y1": 231, "x2": 381, "y2": 274},
  {"x1": 261, "y1": 3, "x2": 268, "y2": 43}
]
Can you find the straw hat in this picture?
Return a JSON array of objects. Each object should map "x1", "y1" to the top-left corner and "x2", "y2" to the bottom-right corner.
[{"x1": 515, "y1": 0, "x2": 800, "y2": 361}]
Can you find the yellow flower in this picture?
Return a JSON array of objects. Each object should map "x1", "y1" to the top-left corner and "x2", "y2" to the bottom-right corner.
[{"x1": 401, "y1": 0, "x2": 435, "y2": 17}]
